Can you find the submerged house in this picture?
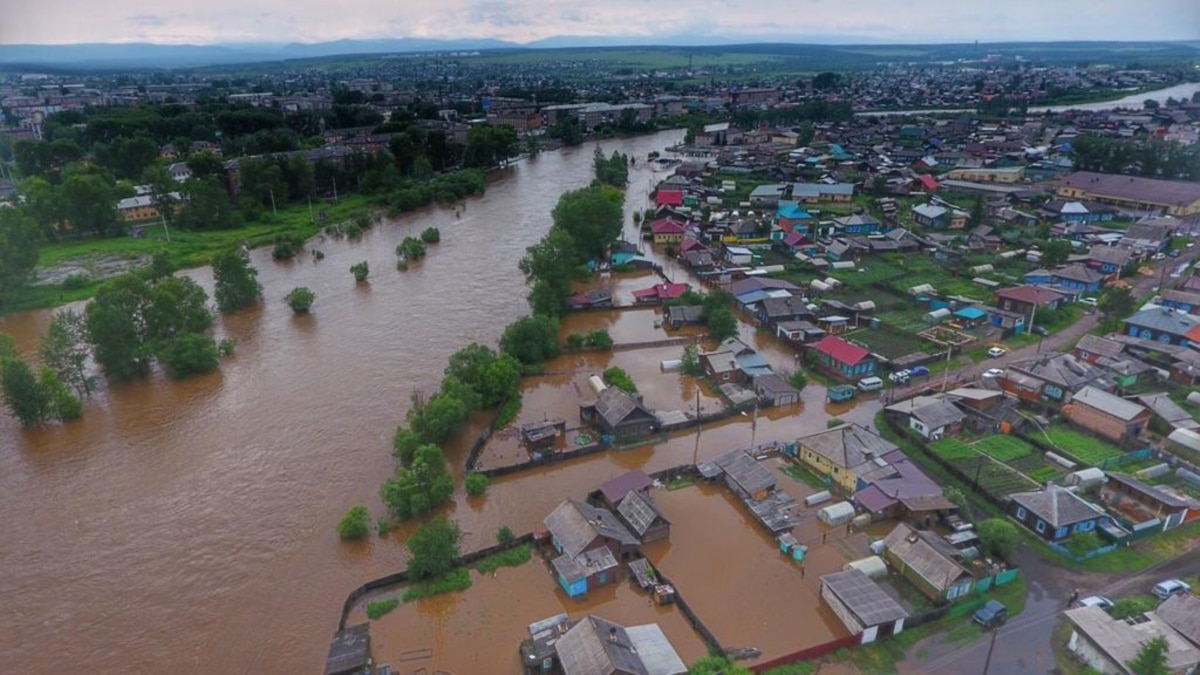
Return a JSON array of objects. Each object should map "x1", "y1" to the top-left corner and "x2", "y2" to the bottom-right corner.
[
  {"x1": 554, "y1": 615, "x2": 688, "y2": 675},
  {"x1": 810, "y1": 335, "x2": 877, "y2": 380},
  {"x1": 324, "y1": 624, "x2": 371, "y2": 675},
  {"x1": 581, "y1": 387, "x2": 659, "y2": 440},
  {"x1": 544, "y1": 500, "x2": 639, "y2": 597},
  {"x1": 616, "y1": 489, "x2": 671, "y2": 544},
  {"x1": 797, "y1": 424, "x2": 900, "y2": 493}
]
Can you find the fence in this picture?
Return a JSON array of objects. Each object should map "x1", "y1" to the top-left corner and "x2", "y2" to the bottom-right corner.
[
  {"x1": 882, "y1": 416, "x2": 1011, "y2": 512},
  {"x1": 473, "y1": 442, "x2": 607, "y2": 479},
  {"x1": 336, "y1": 533, "x2": 536, "y2": 631},
  {"x1": 1098, "y1": 448, "x2": 1155, "y2": 470},
  {"x1": 654, "y1": 568, "x2": 724, "y2": 654},
  {"x1": 1046, "y1": 540, "x2": 1121, "y2": 561},
  {"x1": 748, "y1": 633, "x2": 863, "y2": 673}
]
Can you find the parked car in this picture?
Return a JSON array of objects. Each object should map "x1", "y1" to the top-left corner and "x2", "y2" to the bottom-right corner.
[
  {"x1": 1170, "y1": 249, "x2": 1181, "y2": 258},
  {"x1": 987, "y1": 346, "x2": 1007, "y2": 358},
  {"x1": 857, "y1": 376, "x2": 884, "y2": 392},
  {"x1": 1152, "y1": 579, "x2": 1192, "y2": 600},
  {"x1": 973, "y1": 600, "x2": 1008, "y2": 628},
  {"x1": 1078, "y1": 596, "x2": 1114, "y2": 612},
  {"x1": 888, "y1": 370, "x2": 910, "y2": 383},
  {"x1": 1079, "y1": 297, "x2": 1098, "y2": 306},
  {"x1": 982, "y1": 368, "x2": 1005, "y2": 379},
  {"x1": 1032, "y1": 325, "x2": 1051, "y2": 337},
  {"x1": 1152, "y1": 253, "x2": 1166, "y2": 261},
  {"x1": 908, "y1": 365, "x2": 930, "y2": 377}
]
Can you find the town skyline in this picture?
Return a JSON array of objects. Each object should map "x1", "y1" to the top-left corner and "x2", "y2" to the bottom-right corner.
[{"x1": 4, "y1": 0, "x2": 1200, "y2": 46}]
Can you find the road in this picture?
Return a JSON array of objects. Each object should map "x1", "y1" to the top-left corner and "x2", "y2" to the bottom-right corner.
[{"x1": 899, "y1": 543, "x2": 1200, "y2": 675}]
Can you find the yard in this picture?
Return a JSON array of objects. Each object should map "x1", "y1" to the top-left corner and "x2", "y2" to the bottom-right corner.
[
  {"x1": 1036, "y1": 425, "x2": 1124, "y2": 466},
  {"x1": 928, "y1": 437, "x2": 1040, "y2": 497},
  {"x1": 843, "y1": 328, "x2": 936, "y2": 361},
  {"x1": 972, "y1": 435, "x2": 1033, "y2": 462}
]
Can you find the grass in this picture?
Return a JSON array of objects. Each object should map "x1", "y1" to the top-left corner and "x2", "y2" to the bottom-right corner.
[
  {"x1": 1039, "y1": 425, "x2": 1124, "y2": 466},
  {"x1": 1072, "y1": 519, "x2": 1200, "y2": 573},
  {"x1": 366, "y1": 597, "x2": 400, "y2": 619},
  {"x1": 401, "y1": 567, "x2": 473, "y2": 602},
  {"x1": 781, "y1": 462, "x2": 830, "y2": 490},
  {"x1": 929, "y1": 438, "x2": 977, "y2": 460},
  {"x1": 843, "y1": 327, "x2": 933, "y2": 360},
  {"x1": 665, "y1": 476, "x2": 695, "y2": 491},
  {"x1": 7, "y1": 194, "x2": 374, "y2": 314},
  {"x1": 972, "y1": 436, "x2": 1033, "y2": 462},
  {"x1": 473, "y1": 543, "x2": 532, "y2": 574}
]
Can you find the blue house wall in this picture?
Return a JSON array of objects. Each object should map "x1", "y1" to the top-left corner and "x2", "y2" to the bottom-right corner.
[
  {"x1": 558, "y1": 573, "x2": 588, "y2": 597},
  {"x1": 1012, "y1": 504, "x2": 1105, "y2": 542},
  {"x1": 818, "y1": 353, "x2": 876, "y2": 377},
  {"x1": 1124, "y1": 324, "x2": 1190, "y2": 346},
  {"x1": 1051, "y1": 276, "x2": 1102, "y2": 293},
  {"x1": 1162, "y1": 299, "x2": 1198, "y2": 315}
]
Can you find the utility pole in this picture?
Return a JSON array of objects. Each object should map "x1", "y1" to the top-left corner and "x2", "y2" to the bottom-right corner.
[
  {"x1": 268, "y1": 187, "x2": 277, "y2": 217},
  {"x1": 940, "y1": 344, "x2": 954, "y2": 392}
]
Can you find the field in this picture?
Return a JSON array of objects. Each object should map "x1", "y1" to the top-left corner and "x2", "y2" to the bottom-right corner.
[
  {"x1": 1039, "y1": 425, "x2": 1125, "y2": 466},
  {"x1": 973, "y1": 435, "x2": 1033, "y2": 462},
  {"x1": 929, "y1": 437, "x2": 1040, "y2": 497},
  {"x1": 843, "y1": 328, "x2": 933, "y2": 361}
]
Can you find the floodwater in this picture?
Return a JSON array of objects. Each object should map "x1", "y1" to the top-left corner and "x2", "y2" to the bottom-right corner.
[
  {"x1": 0, "y1": 127, "x2": 885, "y2": 673},
  {"x1": 857, "y1": 81, "x2": 1200, "y2": 116}
]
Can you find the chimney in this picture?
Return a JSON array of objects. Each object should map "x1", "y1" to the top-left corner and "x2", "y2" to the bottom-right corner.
[{"x1": 609, "y1": 627, "x2": 618, "y2": 642}]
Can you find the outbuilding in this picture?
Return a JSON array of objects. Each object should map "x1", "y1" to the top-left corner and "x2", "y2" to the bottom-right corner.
[{"x1": 820, "y1": 568, "x2": 909, "y2": 643}]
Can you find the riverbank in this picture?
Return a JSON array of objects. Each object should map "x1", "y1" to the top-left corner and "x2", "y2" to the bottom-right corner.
[{"x1": 857, "y1": 80, "x2": 1200, "y2": 116}]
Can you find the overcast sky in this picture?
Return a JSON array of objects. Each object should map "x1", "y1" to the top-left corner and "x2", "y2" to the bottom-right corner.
[{"x1": 3, "y1": 0, "x2": 1199, "y2": 45}]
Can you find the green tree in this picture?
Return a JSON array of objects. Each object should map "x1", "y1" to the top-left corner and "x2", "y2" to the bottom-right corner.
[
  {"x1": 38, "y1": 309, "x2": 95, "y2": 397},
  {"x1": 60, "y1": 172, "x2": 120, "y2": 236},
  {"x1": 337, "y1": 505, "x2": 371, "y2": 540},
  {"x1": 500, "y1": 315, "x2": 560, "y2": 365},
  {"x1": 681, "y1": 344, "x2": 703, "y2": 377},
  {"x1": 85, "y1": 275, "x2": 154, "y2": 380},
  {"x1": 976, "y1": 518, "x2": 1020, "y2": 560},
  {"x1": 1040, "y1": 239, "x2": 1071, "y2": 268},
  {"x1": 141, "y1": 165, "x2": 179, "y2": 224},
  {"x1": 212, "y1": 248, "x2": 262, "y2": 313},
  {"x1": 175, "y1": 177, "x2": 241, "y2": 230},
  {"x1": 350, "y1": 261, "x2": 370, "y2": 282},
  {"x1": 411, "y1": 393, "x2": 469, "y2": 444},
  {"x1": 465, "y1": 473, "x2": 489, "y2": 496},
  {"x1": 392, "y1": 425, "x2": 422, "y2": 466},
  {"x1": 285, "y1": 286, "x2": 315, "y2": 313},
  {"x1": 380, "y1": 444, "x2": 455, "y2": 519},
  {"x1": 519, "y1": 228, "x2": 579, "y2": 316},
  {"x1": 1126, "y1": 635, "x2": 1169, "y2": 675},
  {"x1": 943, "y1": 485, "x2": 972, "y2": 520},
  {"x1": 156, "y1": 333, "x2": 220, "y2": 379},
  {"x1": 1, "y1": 357, "x2": 49, "y2": 426},
  {"x1": 0, "y1": 208, "x2": 42, "y2": 308},
  {"x1": 969, "y1": 195, "x2": 986, "y2": 228},
  {"x1": 38, "y1": 367, "x2": 83, "y2": 421},
  {"x1": 1111, "y1": 596, "x2": 1158, "y2": 620},
  {"x1": 787, "y1": 369, "x2": 808, "y2": 391},
  {"x1": 551, "y1": 184, "x2": 624, "y2": 263},
  {"x1": 405, "y1": 516, "x2": 461, "y2": 581},
  {"x1": 707, "y1": 307, "x2": 738, "y2": 342},
  {"x1": 584, "y1": 330, "x2": 613, "y2": 350},
  {"x1": 145, "y1": 276, "x2": 213, "y2": 345},
  {"x1": 1099, "y1": 286, "x2": 1136, "y2": 320},
  {"x1": 603, "y1": 366, "x2": 638, "y2": 393},
  {"x1": 186, "y1": 151, "x2": 225, "y2": 179},
  {"x1": 93, "y1": 135, "x2": 160, "y2": 180},
  {"x1": 496, "y1": 525, "x2": 515, "y2": 545}
]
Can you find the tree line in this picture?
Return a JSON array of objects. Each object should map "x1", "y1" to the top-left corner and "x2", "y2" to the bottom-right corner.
[{"x1": 1069, "y1": 135, "x2": 1200, "y2": 182}]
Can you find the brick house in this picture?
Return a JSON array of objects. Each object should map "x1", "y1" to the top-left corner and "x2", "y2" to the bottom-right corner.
[{"x1": 1062, "y1": 386, "x2": 1151, "y2": 443}]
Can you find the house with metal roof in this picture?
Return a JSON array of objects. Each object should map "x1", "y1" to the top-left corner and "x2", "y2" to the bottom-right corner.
[
  {"x1": 1008, "y1": 485, "x2": 1107, "y2": 542},
  {"x1": 1157, "y1": 594, "x2": 1200, "y2": 650},
  {"x1": 1000, "y1": 352, "x2": 1112, "y2": 403},
  {"x1": 854, "y1": 449, "x2": 954, "y2": 520},
  {"x1": 820, "y1": 568, "x2": 909, "y2": 643},
  {"x1": 1160, "y1": 289, "x2": 1200, "y2": 316},
  {"x1": 1101, "y1": 472, "x2": 1199, "y2": 533},
  {"x1": 1063, "y1": 386, "x2": 1151, "y2": 443},
  {"x1": 616, "y1": 489, "x2": 670, "y2": 543},
  {"x1": 881, "y1": 522, "x2": 975, "y2": 602},
  {"x1": 581, "y1": 387, "x2": 659, "y2": 440},
  {"x1": 598, "y1": 469, "x2": 653, "y2": 508},
  {"x1": 798, "y1": 424, "x2": 900, "y2": 492},
  {"x1": 1073, "y1": 334, "x2": 1126, "y2": 364},
  {"x1": 544, "y1": 500, "x2": 639, "y2": 597},
  {"x1": 1064, "y1": 605, "x2": 1200, "y2": 675},
  {"x1": 992, "y1": 285, "x2": 1067, "y2": 321},
  {"x1": 1085, "y1": 244, "x2": 1136, "y2": 274},
  {"x1": 1125, "y1": 306, "x2": 1200, "y2": 346},
  {"x1": 1056, "y1": 171, "x2": 1200, "y2": 217},
  {"x1": 811, "y1": 335, "x2": 877, "y2": 380},
  {"x1": 553, "y1": 615, "x2": 688, "y2": 675},
  {"x1": 912, "y1": 203, "x2": 948, "y2": 228},
  {"x1": 884, "y1": 396, "x2": 965, "y2": 440}
]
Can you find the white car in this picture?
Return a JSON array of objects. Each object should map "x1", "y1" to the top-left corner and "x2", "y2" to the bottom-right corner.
[
  {"x1": 1079, "y1": 297, "x2": 1099, "y2": 306},
  {"x1": 1078, "y1": 596, "x2": 1114, "y2": 612},
  {"x1": 982, "y1": 368, "x2": 1005, "y2": 379},
  {"x1": 1152, "y1": 579, "x2": 1192, "y2": 600},
  {"x1": 888, "y1": 370, "x2": 910, "y2": 383},
  {"x1": 987, "y1": 346, "x2": 1007, "y2": 358}
]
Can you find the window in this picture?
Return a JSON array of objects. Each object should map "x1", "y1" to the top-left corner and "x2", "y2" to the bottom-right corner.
[
  {"x1": 1055, "y1": 527, "x2": 1068, "y2": 539},
  {"x1": 1016, "y1": 507, "x2": 1027, "y2": 520},
  {"x1": 1035, "y1": 520, "x2": 1046, "y2": 534}
]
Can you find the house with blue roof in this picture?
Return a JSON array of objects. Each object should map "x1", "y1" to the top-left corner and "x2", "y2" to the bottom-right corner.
[
  {"x1": 777, "y1": 202, "x2": 814, "y2": 232},
  {"x1": 953, "y1": 306, "x2": 988, "y2": 328},
  {"x1": 1124, "y1": 306, "x2": 1200, "y2": 346}
]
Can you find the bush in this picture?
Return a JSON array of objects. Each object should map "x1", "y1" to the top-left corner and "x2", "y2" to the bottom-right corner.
[
  {"x1": 827, "y1": 418, "x2": 845, "y2": 428},
  {"x1": 350, "y1": 261, "x2": 370, "y2": 282},
  {"x1": 337, "y1": 505, "x2": 370, "y2": 540},
  {"x1": 420, "y1": 227, "x2": 441, "y2": 243},
  {"x1": 976, "y1": 518, "x2": 1020, "y2": 560},
  {"x1": 500, "y1": 315, "x2": 560, "y2": 365},
  {"x1": 787, "y1": 369, "x2": 808, "y2": 391},
  {"x1": 396, "y1": 237, "x2": 427, "y2": 261},
  {"x1": 494, "y1": 397, "x2": 521, "y2": 428},
  {"x1": 496, "y1": 525, "x2": 515, "y2": 545},
  {"x1": 271, "y1": 233, "x2": 305, "y2": 260},
  {"x1": 475, "y1": 543, "x2": 531, "y2": 574},
  {"x1": 603, "y1": 366, "x2": 637, "y2": 393},
  {"x1": 401, "y1": 567, "x2": 472, "y2": 602},
  {"x1": 681, "y1": 344, "x2": 703, "y2": 377},
  {"x1": 1062, "y1": 530, "x2": 1106, "y2": 558},
  {"x1": 157, "y1": 333, "x2": 220, "y2": 380},
  {"x1": 565, "y1": 333, "x2": 585, "y2": 351},
  {"x1": 465, "y1": 472, "x2": 489, "y2": 496},
  {"x1": 217, "y1": 338, "x2": 236, "y2": 356},
  {"x1": 366, "y1": 598, "x2": 399, "y2": 619},
  {"x1": 585, "y1": 329, "x2": 613, "y2": 350},
  {"x1": 61, "y1": 274, "x2": 92, "y2": 290},
  {"x1": 376, "y1": 517, "x2": 391, "y2": 535},
  {"x1": 1111, "y1": 595, "x2": 1158, "y2": 620},
  {"x1": 285, "y1": 286, "x2": 315, "y2": 313}
]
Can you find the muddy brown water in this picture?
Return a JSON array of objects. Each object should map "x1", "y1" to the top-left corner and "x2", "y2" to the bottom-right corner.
[{"x1": 0, "y1": 130, "x2": 884, "y2": 673}]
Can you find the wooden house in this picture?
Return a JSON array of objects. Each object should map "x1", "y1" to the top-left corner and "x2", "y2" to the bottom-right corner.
[
  {"x1": 1100, "y1": 472, "x2": 1198, "y2": 532},
  {"x1": 798, "y1": 424, "x2": 900, "y2": 493},
  {"x1": 544, "y1": 500, "x2": 639, "y2": 597},
  {"x1": 580, "y1": 387, "x2": 658, "y2": 440},
  {"x1": 810, "y1": 335, "x2": 877, "y2": 380},
  {"x1": 1008, "y1": 486, "x2": 1107, "y2": 542},
  {"x1": 1062, "y1": 386, "x2": 1151, "y2": 443},
  {"x1": 616, "y1": 490, "x2": 671, "y2": 543},
  {"x1": 553, "y1": 615, "x2": 687, "y2": 675},
  {"x1": 881, "y1": 523, "x2": 975, "y2": 602},
  {"x1": 324, "y1": 624, "x2": 371, "y2": 675}
]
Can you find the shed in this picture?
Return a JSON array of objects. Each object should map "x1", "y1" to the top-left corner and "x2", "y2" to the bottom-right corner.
[
  {"x1": 843, "y1": 555, "x2": 888, "y2": 580},
  {"x1": 818, "y1": 501, "x2": 857, "y2": 526},
  {"x1": 925, "y1": 308, "x2": 952, "y2": 323},
  {"x1": 1168, "y1": 428, "x2": 1200, "y2": 455},
  {"x1": 909, "y1": 283, "x2": 936, "y2": 296},
  {"x1": 820, "y1": 568, "x2": 909, "y2": 643},
  {"x1": 1064, "y1": 467, "x2": 1106, "y2": 489},
  {"x1": 325, "y1": 624, "x2": 371, "y2": 675},
  {"x1": 1188, "y1": 391, "x2": 1200, "y2": 407}
]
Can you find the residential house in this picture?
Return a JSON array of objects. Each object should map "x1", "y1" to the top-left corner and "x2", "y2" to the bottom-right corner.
[
  {"x1": 832, "y1": 214, "x2": 884, "y2": 236},
  {"x1": 649, "y1": 217, "x2": 688, "y2": 244},
  {"x1": 705, "y1": 448, "x2": 776, "y2": 501},
  {"x1": 723, "y1": 245, "x2": 755, "y2": 266},
  {"x1": 1063, "y1": 605, "x2": 1200, "y2": 675},
  {"x1": 881, "y1": 522, "x2": 975, "y2": 602},
  {"x1": 749, "y1": 184, "x2": 788, "y2": 207},
  {"x1": 792, "y1": 182, "x2": 855, "y2": 203},
  {"x1": 993, "y1": 286, "x2": 1066, "y2": 324},
  {"x1": 1157, "y1": 594, "x2": 1200, "y2": 651},
  {"x1": 820, "y1": 569, "x2": 909, "y2": 643},
  {"x1": 776, "y1": 320, "x2": 826, "y2": 343},
  {"x1": 631, "y1": 282, "x2": 690, "y2": 304},
  {"x1": 568, "y1": 289, "x2": 614, "y2": 310},
  {"x1": 580, "y1": 387, "x2": 659, "y2": 439},
  {"x1": 1086, "y1": 245, "x2": 1135, "y2": 275},
  {"x1": 776, "y1": 231, "x2": 816, "y2": 256},
  {"x1": 777, "y1": 202, "x2": 814, "y2": 232},
  {"x1": 1160, "y1": 289, "x2": 1200, "y2": 316},
  {"x1": 700, "y1": 349, "x2": 739, "y2": 383},
  {"x1": 944, "y1": 166, "x2": 1025, "y2": 183},
  {"x1": 966, "y1": 225, "x2": 1003, "y2": 251},
  {"x1": 1056, "y1": 171, "x2": 1200, "y2": 217},
  {"x1": 756, "y1": 295, "x2": 812, "y2": 327},
  {"x1": 1062, "y1": 386, "x2": 1151, "y2": 443},
  {"x1": 597, "y1": 469, "x2": 653, "y2": 509},
  {"x1": 1171, "y1": 349, "x2": 1200, "y2": 385},
  {"x1": 324, "y1": 624, "x2": 371, "y2": 675},
  {"x1": 554, "y1": 615, "x2": 688, "y2": 675},
  {"x1": 1048, "y1": 265, "x2": 1106, "y2": 294},
  {"x1": 544, "y1": 499, "x2": 639, "y2": 597},
  {"x1": 1121, "y1": 221, "x2": 1174, "y2": 253},
  {"x1": 1072, "y1": 334, "x2": 1126, "y2": 364},
  {"x1": 854, "y1": 449, "x2": 955, "y2": 521},
  {"x1": 753, "y1": 373, "x2": 801, "y2": 407},
  {"x1": 1001, "y1": 352, "x2": 1111, "y2": 402},
  {"x1": 1124, "y1": 306, "x2": 1199, "y2": 346},
  {"x1": 616, "y1": 489, "x2": 671, "y2": 544},
  {"x1": 797, "y1": 424, "x2": 900, "y2": 492},
  {"x1": 884, "y1": 395, "x2": 966, "y2": 440},
  {"x1": 1101, "y1": 472, "x2": 1198, "y2": 534},
  {"x1": 654, "y1": 189, "x2": 684, "y2": 208},
  {"x1": 664, "y1": 305, "x2": 705, "y2": 329},
  {"x1": 116, "y1": 195, "x2": 164, "y2": 222},
  {"x1": 1009, "y1": 486, "x2": 1107, "y2": 542},
  {"x1": 1040, "y1": 199, "x2": 1117, "y2": 222},
  {"x1": 1137, "y1": 393, "x2": 1200, "y2": 432},
  {"x1": 811, "y1": 335, "x2": 877, "y2": 380},
  {"x1": 912, "y1": 204, "x2": 948, "y2": 228}
]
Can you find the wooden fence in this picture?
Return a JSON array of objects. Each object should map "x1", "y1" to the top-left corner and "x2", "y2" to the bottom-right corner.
[{"x1": 748, "y1": 633, "x2": 863, "y2": 673}]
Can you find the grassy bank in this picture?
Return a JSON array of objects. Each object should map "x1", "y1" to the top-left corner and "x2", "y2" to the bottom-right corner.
[{"x1": 5, "y1": 194, "x2": 374, "y2": 315}]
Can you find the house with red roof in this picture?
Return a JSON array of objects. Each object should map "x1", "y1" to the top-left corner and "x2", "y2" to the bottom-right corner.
[
  {"x1": 811, "y1": 335, "x2": 877, "y2": 380},
  {"x1": 649, "y1": 217, "x2": 688, "y2": 244},
  {"x1": 917, "y1": 174, "x2": 939, "y2": 191},
  {"x1": 655, "y1": 189, "x2": 684, "y2": 208},
  {"x1": 631, "y1": 282, "x2": 690, "y2": 304},
  {"x1": 993, "y1": 286, "x2": 1066, "y2": 322}
]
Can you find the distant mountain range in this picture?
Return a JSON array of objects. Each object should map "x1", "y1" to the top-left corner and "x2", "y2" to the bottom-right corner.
[{"x1": 0, "y1": 37, "x2": 1195, "y2": 70}]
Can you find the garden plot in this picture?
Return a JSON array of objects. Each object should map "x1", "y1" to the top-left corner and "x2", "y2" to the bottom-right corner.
[{"x1": 929, "y1": 438, "x2": 1039, "y2": 498}]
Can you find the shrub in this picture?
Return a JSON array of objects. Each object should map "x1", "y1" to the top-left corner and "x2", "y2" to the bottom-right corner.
[
  {"x1": 285, "y1": 287, "x2": 315, "y2": 313},
  {"x1": 1062, "y1": 530, "x2": 1106, "y2": 558},
  {"x1": 343, "y1": 222, "x2": 364, "y2": 239},
  {"x1": 827, "y1": 418, "x2": 845, "y2": 428},
  {"x1": 603, "y1": 366, "x2": 637, "y2": 393},
  {"x1": 61, "y1": 274, "x2": 92, "y2": 290},
  {"x1": 420, "y1": 227, "x2": 441, "y2": 243},
  {"x1": 585, "y1": 329, "x2": 613, "y2": 350},
  {"x1": 475, "y1": 543, "x2": 531, "y2": 574},
  {"x1": 217, "y1": 339, "x2": 236, "y2": 356},
  {"x1": 376, "y1": 517, "x2": 391, "y2": 535},
  {"x1": 366, "y1": 598, "x2": 399, "y2": 620},
  {"x1": 565, "y1": 333, "x2": 585, "y2": 351},
  {"x1": 1111, "y1": 595, "x2": 1158, "y2": 620},
  {"x1": 350, "y1": 261, "x2": 369, "y2": 282},
  {"x1": 494, "y1": 397, "x2": 521, "y2": 428},
  {"x1": 401, "y1": 567, "x2": 472, "y2": 602},
  {"x1": 337, "y1": 505, "x2": 370, "y2": 540},
  {"x1": 465, "y1": 473, "x2": 489, "y2": 496},
  {"x1": 787, "y1": 369, "x2": 808, "y2": 391},
  {"x1": 271, "y1": 233, "x2": 305, "y2": 260},
  {"x1": 396, "y1": 237, "x2": 427, "y2": 261},
  {"x1": 681, "y1": 344, "x2": 703, "y2": 377},
  {"x1": 496, "y1": 525, "x2": 515, "y2": 545},
  {"x1": 976, "y1": 518, "x2": 1019, "y2": 560}
]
